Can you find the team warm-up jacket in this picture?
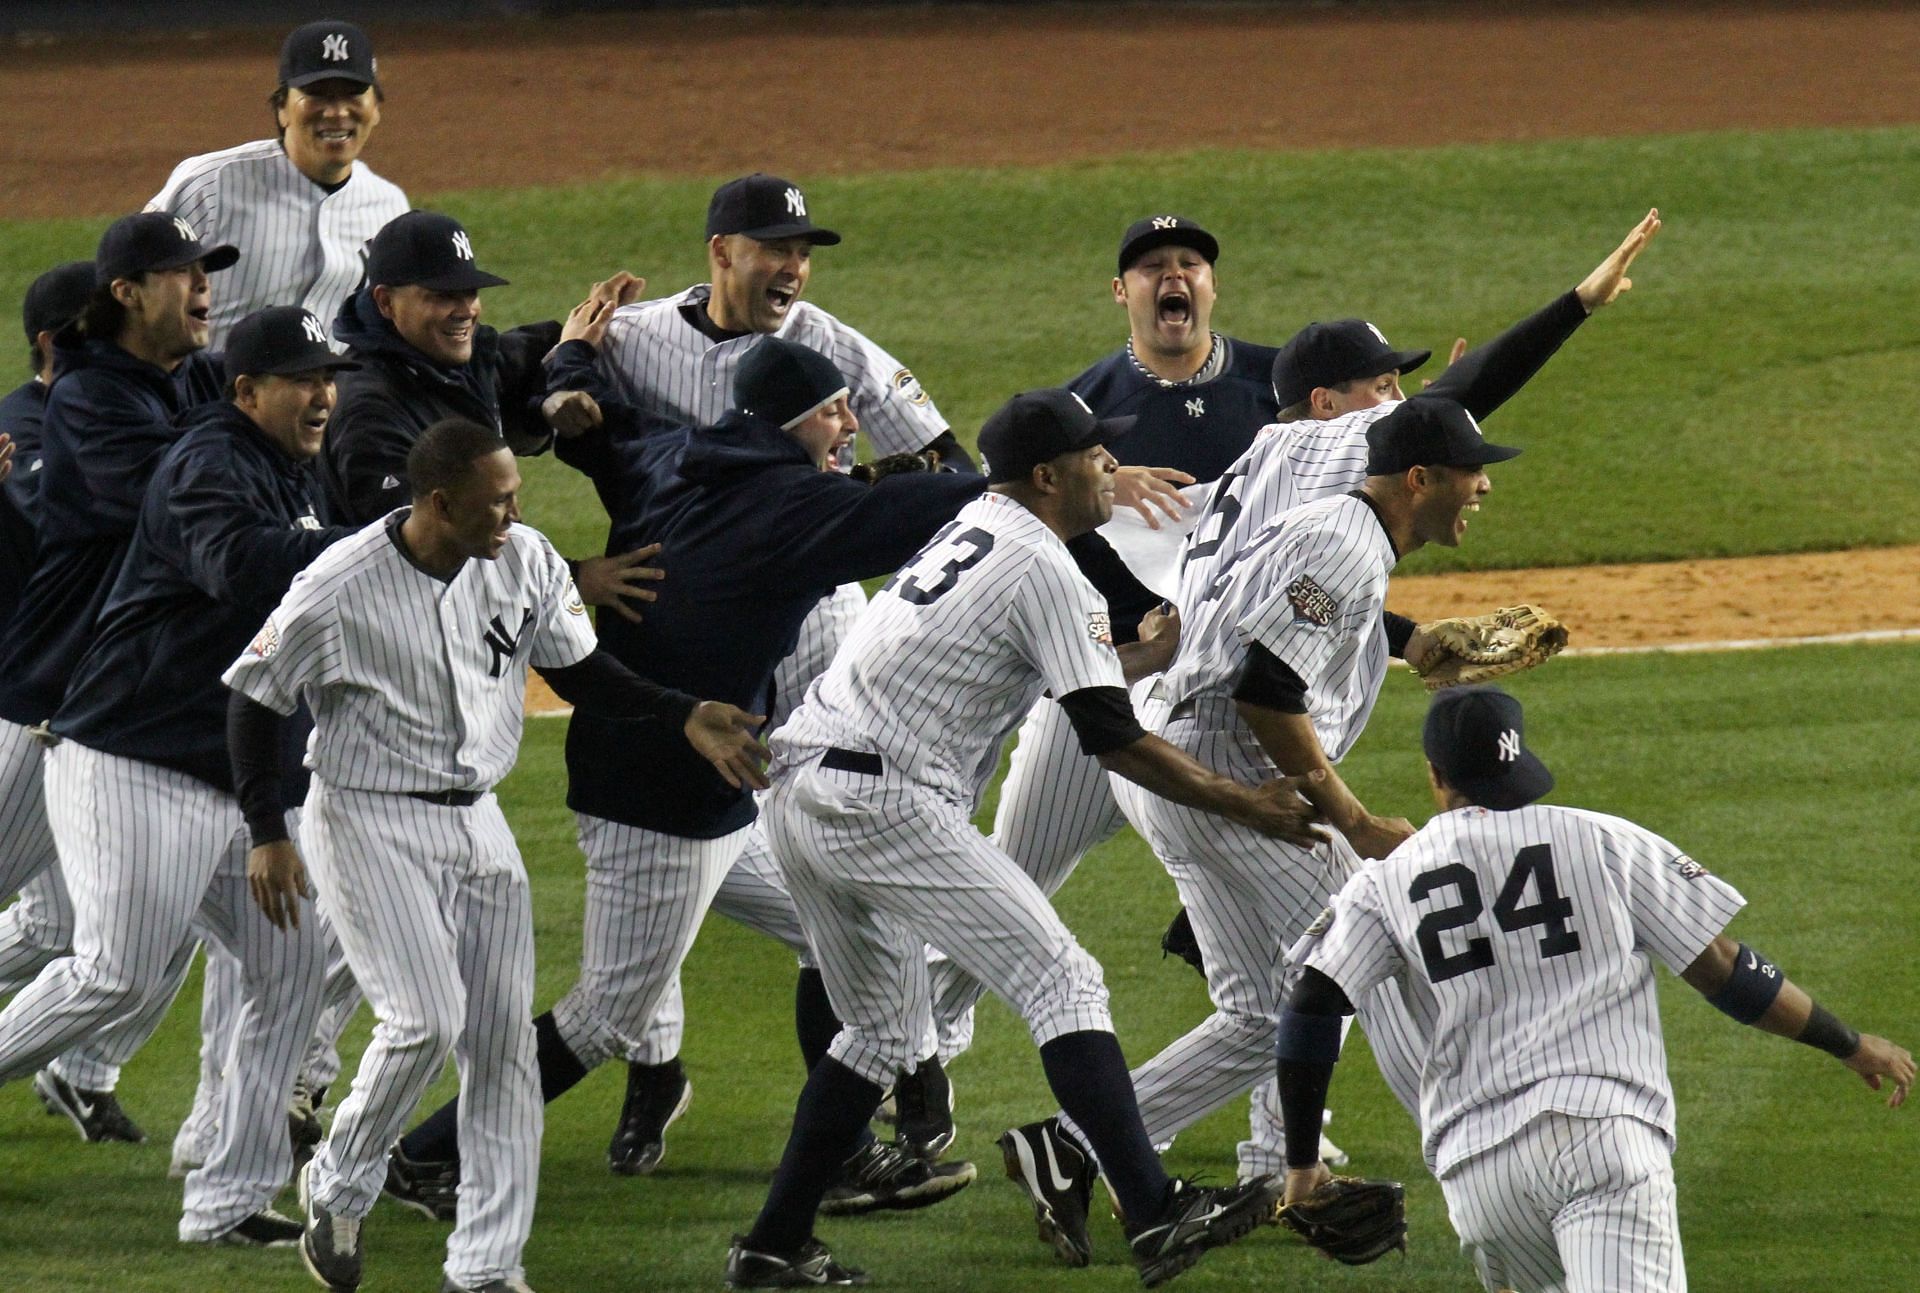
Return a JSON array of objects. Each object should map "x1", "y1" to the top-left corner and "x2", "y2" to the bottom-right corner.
[
  {"x1": 322, "y1": 289, "x2": 561, "y2": 524},
  {"x1": 54, "y1": 401, "x2": 353, "y2": 792},
  {"x1": 557, "y1": 404, "x2": 989, "y2": 839},
  {"x1": 0, "y1": 335, "x2": 223, "y2": 727},
  {"x1": 0, "y1": 380, "x2": 52, "y2": 627}
]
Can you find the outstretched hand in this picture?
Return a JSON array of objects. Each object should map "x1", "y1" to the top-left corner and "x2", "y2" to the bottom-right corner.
[
  {"x1": 684, "y1": 701, "x2": 771, "y2": 791},
  {"x1": 1576, "y1": 208, "x2": 1661, "y2": 312},
  {"x1": 560, "y1": 271, "x2": 647, "y2": 349},
  {"x1": 1113, "y1": 466, "x2": 1195, "y2": 529},
  {"x1": 575, "y1": 544, "x2": 664, "y2": 623},
  {"x1": 1846, "y1": 1034, "x2": 1915, "y2": 1108}
]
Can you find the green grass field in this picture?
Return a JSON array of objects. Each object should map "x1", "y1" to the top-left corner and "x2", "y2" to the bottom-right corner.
[{"x1": 3, "y1": 125, "x2": 1919, "y2": 1291}]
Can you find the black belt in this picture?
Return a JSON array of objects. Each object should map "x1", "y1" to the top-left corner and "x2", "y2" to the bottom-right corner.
[
  {"x1": 821, "y1": 747, "x2": 883, "y2": 776},
  {"x1": 407, "y1": 788, "x2": 483, "y2": 807}
]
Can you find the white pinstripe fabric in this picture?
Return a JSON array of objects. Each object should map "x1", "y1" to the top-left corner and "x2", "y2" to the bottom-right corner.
[
  {"x1": 0, "y1": 741, "x2": 326, "y2": 1237},
  {"x1": 1441, "y1": 1112, "x2": 1683, "y2": 1293},
  {"x1": 146, "y1": 140, "x2": 409, "y2": 351},
  {"x1": 303, "y1": 785, "x2": 539, "y2": 1287}
]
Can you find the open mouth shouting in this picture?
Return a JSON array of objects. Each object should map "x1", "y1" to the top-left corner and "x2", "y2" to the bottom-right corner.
[{"x1": 766, "y1": 281, "x2": 799, "y2": 319}]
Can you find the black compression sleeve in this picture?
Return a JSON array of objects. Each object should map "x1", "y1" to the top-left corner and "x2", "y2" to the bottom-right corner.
[
  {"x1": 1064, "y1": 531, "x2": 1160, "y2": 643},
  {"x1": 227, "y1": 691, "x2": 291, "y2": 847},
  {"x1": 1274, "y1": 968, "x2": 1356, "y2": 1168},
  {"x1": 1422, "y1": 290, "x2": 1588, "y2": 418},
  {"x1": 1383, "y1": 611, "x2": 1417, "y2": 658},
  {"x1": 540, "y1": 649, "x2": 701, "y2": 727},
  {"x1": 1058, "y1": 686, "x2": 1148, "y2": 757},
  {"x1": 1233, "y1": 642, "x2": 1309, "y2": 713}
]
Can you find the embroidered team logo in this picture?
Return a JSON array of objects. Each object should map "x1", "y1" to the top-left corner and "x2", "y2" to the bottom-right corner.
[
  {"x1": 1286, "y1": 574, "x2": 1337, "y2": 627},
  {"x1": 1364, "y1": 321, "x2": 1390, "y2": 346},
  {"x1": 450, "y1": 231, "x2": 475, "y2": 261},
  {"x1": 1669, "y1": 853, "x2": 1709, "y2": 881},
  {"x1": 1304, "y1": 905, "x2": 1336, "y2": 938},
  {"x1": 1151, "y1": 216, "x2": 1179, "y2": 230},
  {"x1": 1087, "y1": 611, "x2": 1113, "y2": 646},
  {"x1": 247, "y1": 619, "x2": 280, "y2": 659},
  {"x1": 890, "y1": 368, "x2": 930, "y2": 407},
  {"x1": 563, "y1": 579, "x2": 586, "y2": 616},
  {"x1": 321, "y1": 32, "x2": 351, "y2": 62},
  {"x1": 1496, "y1": 729, "x2": 1521, "y2": 762},
  {"x1": 1185, "y1": 397, "x2": 1205, "y2": 418},
  {"x1": 300, "y1": 313, "x2": 329, "y2": 345},
  {"x1": 172, "y1": 216, "x2": 198, "y2": 243},
  {"x1": 784, "y1": 186, "x2": 807, "y2": 217},
  {"x1": 295, "y1": 514, "x2": 322, "y2": 531},
  {"x1": 483, "y1": 608, "x2": 535, "y2": 679}
]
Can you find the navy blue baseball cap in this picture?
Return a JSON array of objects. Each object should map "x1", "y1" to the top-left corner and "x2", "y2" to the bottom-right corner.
[
  {"x1": 978, "y1": 388, "x2": 1133, "y2": 485},
  {"x1": 1365, "y1": 396, "x2": 1520, "y2": 476},
  {"x1": 95, "y1": 212, "x2": 240, "y2": 286},
  {"x1": 733, "y1": 337, "x2": 850, "y2": 430},
  {"x1": 1117, "y1": 215, "x2": 1219, "y2": 275},
  {"x1": 226, "y1": 307, "x2": 360, "y2": 378},
  {"x1": 1423, "y1": 685, "x2": 1553, "y2": 811},
  {"x1": 23, "y1": 261, "x2": 95, "y2": 341},
  {"x1": 706, "y1": 174, "x2": 842, "y2": 246},
  {"x1": 364, "y1": 211, "x2": 509, "y2": 292},
  {"x1": 279, "y1": 20, "x2": 379, "y2": 91},
  {"x1": 1272, "y1": 319, "x2": 1431, "y2": 411}
]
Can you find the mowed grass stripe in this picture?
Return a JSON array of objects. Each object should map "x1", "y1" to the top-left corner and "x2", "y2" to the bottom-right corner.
[{"x1": 2, "y1": 643, "x2": 1914, "y2": 1291}]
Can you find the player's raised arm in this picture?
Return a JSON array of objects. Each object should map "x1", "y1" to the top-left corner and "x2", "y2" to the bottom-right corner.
[{"x1": 1680, "y1": 935, "x2": 1914, "y2": 1108}]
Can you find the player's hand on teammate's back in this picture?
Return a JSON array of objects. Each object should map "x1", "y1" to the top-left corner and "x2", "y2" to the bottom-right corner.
[
  {"x1": 1576, "y1": 208, "x2": 1662, "y2": 313},
  {"x1": 542, "y1": 389, "x2": 604, "y2": 437},
  {"x1": 1234, "y1": 771, "x2": 1332, "y2": 848},
  {"x1": 1342, "y1": 812, "x2": 1416, "y2": 860},
  {"x1": 1844, "y1": 1035, "x2": 1916, "y2": 1108},
  {"x1": 247, "y1": 840, "x2": 309, "y2": 932},
  {"x1": 1112, "y1": 465, "x2": 1195, "y2": 529},
  {"x1": 576, "y1": 544, "x2": 665, "y2": 623},
  {"x1": 683, "y1": 701, "x2": 772, "y2": 791}
]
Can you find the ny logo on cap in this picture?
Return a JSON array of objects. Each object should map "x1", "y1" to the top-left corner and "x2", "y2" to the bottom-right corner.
[
  {"x1": 1151, "y1": 216, "x2": 1179, "y2": 230},
  {"x1": 784, "y1": 187, "x2": 807, "y2": 217},
  {"x1": 450, "y1": 231, "x2": 475, "y2": 261},
  {"x1": 1365, "y1": 322, "x2": 1389, "y2": 346},
  {"x1": 321, "y1": 33, "x2": 350, "y2": 62},
  {"x1": 172, "y1": 216, "x2": 197, "y2": 242},
  {"x1": 1069, "y1": 391, "x2": 1094, "y2": 416},
  {"x1": 300, "y1": 313, "x2": 329, "y2": 345},
  {"x1": 1497, "y1": 729, "x2": 1521, "y2": 763}
]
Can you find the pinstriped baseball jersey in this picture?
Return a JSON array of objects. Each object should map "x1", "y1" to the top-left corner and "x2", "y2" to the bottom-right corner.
[
  {"x1": 147, "y1": 141, "x2": 408, "y2": 351},
  {"x1": 1293, "y1": 803, "x2": 1746, "y2": 1175},
  {"x1": 223, "y1": 515, "x2": 594, "y2": 792},
  {"x1": 1160, "y1": 492, "x2": 1395, "y2": 764},
  {"x1": 775, "y1": 492, "x2": 1124, "y2": 806},
  {"x1": 594, "y1": 285, "x2": 946, "y2": 458},
  {"x1": 1178, "y1": 402, "x2": 1399, "y2": 604}
]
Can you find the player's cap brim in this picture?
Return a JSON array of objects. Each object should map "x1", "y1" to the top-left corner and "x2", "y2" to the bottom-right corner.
[
  {"x1": 1465, "y1": 441, "x2": 1523, "y2": 467},
  {"x1": 284, "y1": 70, "x2": 377, "y2": 90},
  {"x1": 404, "y1": 266, "x2": 512, "y2": 292},
  {"x1": 141, "y1": 243, "x2": 241, "y2": 276},
  {"x1": 1377, "y1": 346, "x2": 1432, "y2": 380},
  {"x1": 1090, "y1": 413, "x2": 1135, "y2": 446},
  {"x1": 733, "y1": 221, "x2": 843, "y2": 247}
]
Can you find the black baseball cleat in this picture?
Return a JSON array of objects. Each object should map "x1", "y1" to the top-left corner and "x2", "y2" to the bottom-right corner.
[
  {"x1": 301, "y1": 1160, "x2": 365, "y2": 1292},
  {"x1": 1126, "y1": 1175, "x2": 1282, "y2": 1288},
  {"x1": 724, "y1": 1235, "x2": 869, "y2": 1288},
  {"x1": 199, "y1": 1207, "x2": 304, "y2": 1248},
  {"x1": 818, "y1": 1141, "x2": 976, "y2": 1215},
  {"x1": 33, "y1": 1068, "x2": 146, "y2": 1144},
  {"x1": 891, "y1": 1055, "x2": 956, "y2": 1160},
  {"x1": 384, "y1": 1144, "x2": 459, "y2": 1222},
  {"x1": 607, "y1": 1058, "x2": 691, "y2": 1176},
  {"x1": 998, "y1": 1118, "x2": 1095, "y2": 1267}
]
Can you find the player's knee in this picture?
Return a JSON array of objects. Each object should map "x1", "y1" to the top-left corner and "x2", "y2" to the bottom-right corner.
[{"x1": 1017, "y1": 945, "x2": 1112, "y2": 1034}]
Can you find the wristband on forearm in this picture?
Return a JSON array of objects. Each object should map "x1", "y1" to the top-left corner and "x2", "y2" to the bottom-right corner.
[
  {"x1": 1705, "y1": 942, "x2": 1785, "y2": 1024},
  {"x1": 1797, "y1": 1002, "x2": 1861, "y2": 1059}
]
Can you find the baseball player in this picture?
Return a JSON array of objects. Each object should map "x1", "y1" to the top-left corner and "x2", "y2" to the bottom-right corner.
[
  {"x1": 1278, "y1": 685, "x2": 1914, "y2": 1292},
  {"x1": 0, "y1": 217, "x2": 231, "y2": 1144},
  {"x1": 0, "y1": 305, "x2": 368, "y2": 1248},
  {"x1": 144, "y1": 17, "x2": 408, "y2": 1161},
  {"x1": 390, "y1": 337, "x2": 988, "y2": 1216},
  {"x1": 147, "y1": 20, "x2": 405, "y2": 352},
  {"x1": 540, "y1": 171, "x2": 980, "y2": 1171},
  {"x1": 224, "y1": 417, "x2": 764, "y2": 1293},
  {"x1": 728, "y1": 388, "x2": 1325, "y2": 1288}
]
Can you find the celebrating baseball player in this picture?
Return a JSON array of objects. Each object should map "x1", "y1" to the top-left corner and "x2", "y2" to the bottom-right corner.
[
  {"x1": 223, "y1": 416, "x2": 765, "y2": 1293},
  {"x1": 1276, "y1": 685, "x2": 1914, "y2": 1290},
  {"x1": 541, "y1": 171, "x2": 979, "y2": 1173},
  {"x1": 389, "y1": 336, "x2": 991, "y2": 1218},
  {"x1": 0, "y1": 304, "x2": 366, "y2": 1248},
  {"x1": 0, "y1": 217, "x2": 232, "y2": 1145},
  {"x1": 727, "y1": 388, "x2": 1328, "y2": 1289}
]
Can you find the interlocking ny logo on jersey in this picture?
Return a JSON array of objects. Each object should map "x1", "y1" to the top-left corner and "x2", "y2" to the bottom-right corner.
[
  {"x1": 322, "y1": 33, "x2": 350, "y2": 61},
  {"x1": 784, "y1": 187, "x2": 806, "y2": 217},
  {"x1": 1185, "y1": 397, "x2": 1205, "y2": 418},
  {"x1": 483, "y1": 608, "x2": 534, "y2": 679},
  {"x1": 451, "y1": 232, "x2": 475, "y2": 261},
  {"x1": 1497, "y1": 729, "x2": 1522, "y2": 762},
  {"x1": 300, "y1": 313, "x2": 329, "y2": 345}
]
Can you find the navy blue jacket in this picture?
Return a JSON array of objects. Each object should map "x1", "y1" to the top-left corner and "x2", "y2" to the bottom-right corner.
[
  {"x1": 322, "y1": 289, "x2": 561, "y2": 525},
  {"x1": 0, "y1": 379, "x2": 51, "y2": 628},
  {"x1": 1068, "y1": 335, "x2": 1280, "y2": 484},
  {"x1": 54, "y1": 402, "x2": 352, "y2": 792},
  {"x1": 0, "y1": 337, "x2": 223, "y2": 726},
  {"x1": 558, "y1": 405, "x2": 988, "y2": 838}
]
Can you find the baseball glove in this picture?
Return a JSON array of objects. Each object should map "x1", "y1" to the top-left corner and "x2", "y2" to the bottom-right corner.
[
  {"x1": 1160, "y1": 907, "x2": 1207, "y2": 976},
  {"x1": 850, "y1": 450, "x2": 937, "y2": 483},
  {"x1": 1276, "y1": 1176, "x2": 1407, "y2": 1265},
  {"x1": 1411, "y1": 604, "x2": 1568, "y2": 692}
]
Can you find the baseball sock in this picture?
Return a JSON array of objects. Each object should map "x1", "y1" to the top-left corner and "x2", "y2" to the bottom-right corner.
[
  {"x1": 1040, "y1": 1029, "x2": 1171, "y2": 1226},
  {"x1": 794, "y1": 968, "x2": 881, "y2": 1152},
  {"x1": 744, "y1": 1057, "x2": 884, "y2": 1256},
  {"x1": 399, "y1": 1011, "x2": 589, "y2": 1163}
]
